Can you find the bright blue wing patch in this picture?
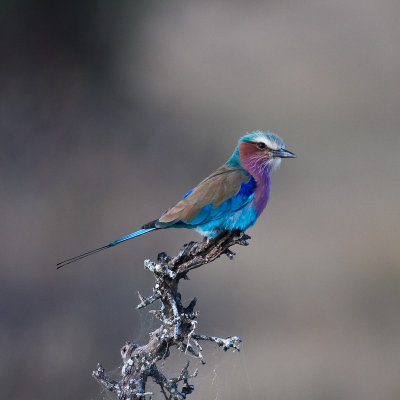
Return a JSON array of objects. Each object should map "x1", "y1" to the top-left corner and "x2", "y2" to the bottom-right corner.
[
  {"x1": 238, "y1": 176, "x2": 257, "y2": 197},
  {"x1": 231, "y1": 177, "x2": 256, "y2": 210},
  {"x1": 184, "y1": 177, "x2": 257, "y2": 226},
  {"x1": 182, "y1": 188, "x2": 194, "y2": 199}
]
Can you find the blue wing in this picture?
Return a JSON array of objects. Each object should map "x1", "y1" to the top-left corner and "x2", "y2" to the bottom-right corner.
[{"x1": 183, "y1": 177, "x2": 257, "y2": 226}]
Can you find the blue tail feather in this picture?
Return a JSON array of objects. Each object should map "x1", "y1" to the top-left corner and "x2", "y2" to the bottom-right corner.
[
  {"x1": 57, "y1": 227, "x2": 157, "y2": 269},
  {"x1": 109, "y1": 228, "x2": 156, "y2": 246}
]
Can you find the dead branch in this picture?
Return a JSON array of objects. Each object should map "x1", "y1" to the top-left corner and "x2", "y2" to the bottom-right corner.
[{"x1": 93, "y1": 230, "x2": 250, "y2": 399}]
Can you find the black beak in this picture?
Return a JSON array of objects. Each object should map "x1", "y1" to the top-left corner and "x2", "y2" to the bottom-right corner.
[{"x1": 272, "y1": 148, "x2": 296, "y2": 158}]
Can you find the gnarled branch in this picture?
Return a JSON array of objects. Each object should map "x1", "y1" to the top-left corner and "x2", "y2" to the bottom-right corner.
[{"x1": 93, "y1": 230, "x2": 250, "y2": 399}]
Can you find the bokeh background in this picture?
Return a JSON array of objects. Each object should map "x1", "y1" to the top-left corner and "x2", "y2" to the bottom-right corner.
[{"x1": 1, "y1": 1, "x2": 400, "y2": 399}]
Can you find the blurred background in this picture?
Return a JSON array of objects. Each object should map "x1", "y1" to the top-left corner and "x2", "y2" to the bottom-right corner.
[{"x1": 1, "y1": 1, "x2": 400, "y2": 399}]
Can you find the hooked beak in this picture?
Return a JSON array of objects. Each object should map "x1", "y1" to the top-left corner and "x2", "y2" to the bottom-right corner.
[{"x1": 272, "y1": 148, "x2": 296, "y2": 158}]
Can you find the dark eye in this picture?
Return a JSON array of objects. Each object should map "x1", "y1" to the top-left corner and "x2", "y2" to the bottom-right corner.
[{"x1": 257, "y1": 142, "x2": 266, "y2": 149}]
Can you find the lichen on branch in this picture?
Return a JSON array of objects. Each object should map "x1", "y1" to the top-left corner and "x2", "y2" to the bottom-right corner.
[{"x1": 93, "y1": 230, "x2": 250, "y2": 400}]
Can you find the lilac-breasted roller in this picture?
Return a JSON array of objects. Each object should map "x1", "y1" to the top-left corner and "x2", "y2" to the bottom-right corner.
[{"x1": 57, "y1": 131, "x2": 295, "y2": 268}]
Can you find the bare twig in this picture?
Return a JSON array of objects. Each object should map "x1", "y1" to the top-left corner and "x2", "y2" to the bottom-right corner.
[{"x1": 93, "y1": 230, "x2": 250, "y2": 399}]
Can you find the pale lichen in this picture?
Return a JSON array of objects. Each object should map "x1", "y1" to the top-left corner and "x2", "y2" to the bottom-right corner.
[{"x1": 93, "y1": 230, "x2": 250, "y2": 399}]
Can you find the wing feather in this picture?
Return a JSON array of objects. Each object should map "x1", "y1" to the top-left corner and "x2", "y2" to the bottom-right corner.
[{"x1": 157, "y1": 165, "x2": 252, "y2": 226}]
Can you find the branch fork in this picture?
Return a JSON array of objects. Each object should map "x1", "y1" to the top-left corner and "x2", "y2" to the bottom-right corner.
[{"x1": 93, "y1": 230, "x2": 250, "y2": 399}]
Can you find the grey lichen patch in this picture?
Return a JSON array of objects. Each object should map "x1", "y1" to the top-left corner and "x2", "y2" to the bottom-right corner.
[{"x1": 93, "y1": 230, "x2": 250, "y2": 399}]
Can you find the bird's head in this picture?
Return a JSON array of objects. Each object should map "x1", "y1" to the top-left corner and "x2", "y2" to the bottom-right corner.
[{"x1": 227, "y1": 131, "x2": 296, "y2": 172}]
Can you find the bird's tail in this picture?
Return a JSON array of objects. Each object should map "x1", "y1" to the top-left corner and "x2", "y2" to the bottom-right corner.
[
  {"x1": 56, "y1": 227, "x2": 157, "y2": 269},
  {"x1": 108, "y1": 228, "x2": 156, "y2": 246}
]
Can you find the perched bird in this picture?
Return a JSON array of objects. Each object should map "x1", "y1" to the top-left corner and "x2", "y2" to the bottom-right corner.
[{"x1": 57, "y1": 131, "x2": 295, "y2": 268}]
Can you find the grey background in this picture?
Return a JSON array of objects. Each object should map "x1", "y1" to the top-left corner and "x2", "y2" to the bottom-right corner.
[{"x1": 1, "y1": 1, "x2": 400, "y2": 399}]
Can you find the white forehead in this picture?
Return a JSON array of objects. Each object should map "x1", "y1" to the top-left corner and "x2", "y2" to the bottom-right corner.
[
  {"x1": 240, "y1": 131, "x2": 285, "y2": 150},
  {"x1": 253, "y1": 136, "x2": 280, "y2": 150}
]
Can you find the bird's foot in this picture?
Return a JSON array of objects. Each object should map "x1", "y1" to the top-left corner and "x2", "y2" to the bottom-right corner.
[{"x1": 224, "y1": 248, "x2": 236, "y2": 260}]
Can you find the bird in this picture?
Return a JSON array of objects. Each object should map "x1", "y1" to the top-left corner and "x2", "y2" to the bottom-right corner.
[{"x1": 57, "y1": 131, "x2": 295, "y2": 268}]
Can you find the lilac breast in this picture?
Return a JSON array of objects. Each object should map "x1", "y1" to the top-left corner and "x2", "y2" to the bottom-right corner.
[
  {"x1": 238, "y1": 142, "x2": 272, "y2": 216},
  {"x1": 252, "y1": 168, "x2": 271, "y2": 216}
]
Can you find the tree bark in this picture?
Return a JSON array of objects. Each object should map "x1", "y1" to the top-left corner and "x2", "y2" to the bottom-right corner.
[{"x1": 93, "y1": 230, "x2": 250, "y2": 400}]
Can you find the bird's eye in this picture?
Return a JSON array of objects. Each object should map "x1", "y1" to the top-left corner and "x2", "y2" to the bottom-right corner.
[{"x1": 257, "y1": 142, "x2": 266, "y2": 149}]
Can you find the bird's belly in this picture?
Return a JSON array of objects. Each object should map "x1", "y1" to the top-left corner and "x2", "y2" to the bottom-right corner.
[{"x1": 194, "y1": 204, "x2": 258, "y2": 238}]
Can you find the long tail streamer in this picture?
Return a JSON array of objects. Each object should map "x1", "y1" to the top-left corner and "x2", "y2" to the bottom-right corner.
[{"x1": 57, "y1": 227, "x2": 156, "y2": 269}]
